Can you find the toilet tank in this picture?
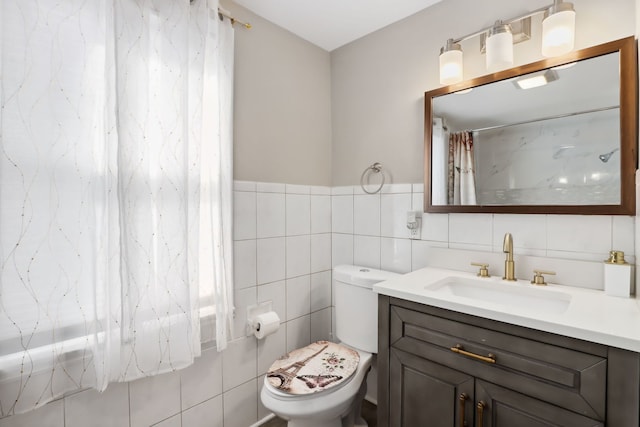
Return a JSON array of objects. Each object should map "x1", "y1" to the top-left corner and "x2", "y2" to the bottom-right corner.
[{"x1": 333, "y1": 265, "x2": 400, "y2": 353}]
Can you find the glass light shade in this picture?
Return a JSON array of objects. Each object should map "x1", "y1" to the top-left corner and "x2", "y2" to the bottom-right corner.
[
  {"x1": 439, "y1": 49, "x2": 463, "y2": 85},
  {"x1": 542, "y1": 9, "x2": 576, "y2": 57},
  {"x1": 486, "y1": 30, "x2": 513, "y2": 71}
]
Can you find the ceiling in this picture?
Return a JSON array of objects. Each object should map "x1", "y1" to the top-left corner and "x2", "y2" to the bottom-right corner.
[
  {"x1": 232, "y1": 0, "x2": 443, "y2": 51},
  {"x1": 433, "y1": 52, "x2": 620, "y2": 131}
]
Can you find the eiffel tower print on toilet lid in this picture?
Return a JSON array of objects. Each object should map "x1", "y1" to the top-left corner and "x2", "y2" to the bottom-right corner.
[{"x1": 266, "y1": 340, "x2": 360, "y2": 395}]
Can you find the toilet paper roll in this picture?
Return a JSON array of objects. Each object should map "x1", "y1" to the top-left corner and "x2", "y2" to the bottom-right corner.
[{"x1": 253, "y1": 311, "x2": 280, "y2": 339}]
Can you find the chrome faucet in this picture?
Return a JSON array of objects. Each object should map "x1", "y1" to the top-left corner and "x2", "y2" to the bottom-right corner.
[{"x1": 503, "y1": 233, "x2": 516, "y2": 281}]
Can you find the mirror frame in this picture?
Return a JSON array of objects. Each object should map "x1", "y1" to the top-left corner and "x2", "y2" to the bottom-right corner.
[{"x1": 424, "y1": 36, "x2": 638, "y2": 215}]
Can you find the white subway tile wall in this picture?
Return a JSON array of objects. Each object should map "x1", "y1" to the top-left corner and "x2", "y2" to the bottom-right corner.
[
  {"x1": 257, "y1": 327, "x2": 287, "y2": 376},
  {"x1": 354, "y1": 235, "x2": 381, "y2": 269},
  {"x1": 223, "y1": 379, "x2": 258, "y2": 427},
  {"x1": 492, "y1": 214, "x2": 547, "y2": 257},
  {"x1": 285, "y1": 314, "x2": 311, "y2": 353},
  {"x1": 65, "y1": 383, "x2": 129, "y2": 427},
  {"x1": 354, "y1": 194, "x2": 381, "y2": 236},
  {"x1": 2, "y1": 180, "x2": 635, "y2": 427},
  {"x1": 182, "y1": 396, "x2": 222, "y2": 427},
  {"x1": 380, "y1": 237, "x2": 411, "y2": 273},
  {"x1": 180, "y1": 348, "x2": 223, "y2": 411},
  {"x1": 129, "y1": 369, "x2": 182, "y2": 427},
  {"x1": 380, "y1": 193, "x2": 412, "y2": 238},
  {"x1": 310, "y1": 233, "x2": 332, "y2": 272},
  {"x1": 233, "y1": 240, "x2": 257, "y2": 289},
  {"x1": 153, "y1": 414, "x2": 182, "y2": 427}
]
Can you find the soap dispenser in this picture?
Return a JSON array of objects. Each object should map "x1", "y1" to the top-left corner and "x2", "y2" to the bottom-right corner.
[{"x1": 604, "y1": 250, "x2": 632, "y2": 297}]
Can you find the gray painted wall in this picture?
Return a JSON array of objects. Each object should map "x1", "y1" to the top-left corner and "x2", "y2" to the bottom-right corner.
[
  {"x1": 225, "y1": 2, "x2": 333, "y2": 186},
  {"x1": 227, "y1": 0, "x2": 634, "y2": 186},
  {"x1": 330, "y1": 0, "x2": 635, "y2": 185}
]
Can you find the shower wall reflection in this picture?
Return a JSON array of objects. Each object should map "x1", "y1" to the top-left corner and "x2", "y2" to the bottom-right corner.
[{"x1": 473, "y1": 108, "x2": 620, "y2": 205}]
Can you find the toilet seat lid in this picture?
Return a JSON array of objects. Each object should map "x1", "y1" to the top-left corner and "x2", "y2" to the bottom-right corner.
[{"x1": 266, "y1": 341, "x2": 360, "y2": 396}]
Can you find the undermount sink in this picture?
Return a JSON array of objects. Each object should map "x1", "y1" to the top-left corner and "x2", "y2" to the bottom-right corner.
[{"x1": 425, "y1": 276, "x2": 572, "y2": 314}]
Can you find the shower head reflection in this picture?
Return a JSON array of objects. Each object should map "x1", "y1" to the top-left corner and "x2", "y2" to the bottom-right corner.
[{"x1": 598, "y1": 148, "x2": 619, "y2": 163}]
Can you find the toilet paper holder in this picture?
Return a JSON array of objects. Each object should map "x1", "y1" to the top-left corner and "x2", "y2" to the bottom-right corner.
[{"x1": 246, "y1": 301, "x2": 276, "y2": 336}]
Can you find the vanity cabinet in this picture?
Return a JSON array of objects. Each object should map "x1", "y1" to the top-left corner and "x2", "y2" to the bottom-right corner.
[
  {"x1": 378, "y1": 296, "x2": 640, "y2": 427},
  {"x1": 389, "y1": 349, "x2": 601, "y2": 426}
]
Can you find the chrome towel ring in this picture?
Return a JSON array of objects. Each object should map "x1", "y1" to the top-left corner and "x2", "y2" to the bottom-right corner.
[{"x1": 360, "y1": 162, "x2": 385, "y2": 194}]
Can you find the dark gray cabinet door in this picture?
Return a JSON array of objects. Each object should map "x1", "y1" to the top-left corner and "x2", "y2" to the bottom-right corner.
[
  {"x1": 475, "y1": 380, "x2": 603, "y2": 427},
  {"x1": 379, "y1": 297, "x2": 640, "y2": 427},
  {"x1": 390, "y1": 348, "x2": 473, "y2": 427}
]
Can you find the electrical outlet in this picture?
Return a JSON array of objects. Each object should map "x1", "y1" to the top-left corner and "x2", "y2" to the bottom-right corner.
[{"x1": 407, "y1": 211, "x2": 422, "y2": 240}]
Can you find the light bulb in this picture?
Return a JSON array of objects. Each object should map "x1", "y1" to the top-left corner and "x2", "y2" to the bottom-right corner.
[
  {"x1": 486, "y1": 22, "x2": 513, "y2": 71},
  {"x1": 439, "y1": 40, "x2": 463, "y2": 85},
  {"x1": 542, "y1": 2, "x2": 575, "y2": 57}
]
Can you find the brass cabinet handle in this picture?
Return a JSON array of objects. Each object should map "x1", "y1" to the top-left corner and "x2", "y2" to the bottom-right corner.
[
  {"x1": 476, "y1": 401, "x2": 486, "y2": 427},
  {"x1": 458, "y1": 393, "x2": 468, "y2": 427},
  {"x1": 450, "y1": 344, "x2": 496, "y2": 364}
]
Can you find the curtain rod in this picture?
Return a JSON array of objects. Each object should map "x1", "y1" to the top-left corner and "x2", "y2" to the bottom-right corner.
[
  {"x1": 188, "y1": 0, "x2": 252, "y2": 29},
  {"x1": 470, "y1": 105, "x2": 619, "y2": 133},
  {"x1": 218, "y1": 9, "x2": 252, "y2": 29}
]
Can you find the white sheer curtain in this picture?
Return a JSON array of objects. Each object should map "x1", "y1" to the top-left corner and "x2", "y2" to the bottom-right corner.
[
  {"x1": 448, "y1": 131, "x2": 477, "y2": 205},
  {"x1": 431, "y1": 117, "x2": 448, "y2": 206},
  {"x1": 0, "y1": 0, "x2": 234, "y2": 416}
]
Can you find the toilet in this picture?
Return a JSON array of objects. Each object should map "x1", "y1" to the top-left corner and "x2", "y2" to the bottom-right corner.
[{"x1": 260, "y1": 265, "x2": 399, "y2": 427}]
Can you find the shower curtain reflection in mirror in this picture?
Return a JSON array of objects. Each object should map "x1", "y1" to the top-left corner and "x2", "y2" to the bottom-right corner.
[{"x1": 448, "y1": 131, "x2": 478, "y2": 205}]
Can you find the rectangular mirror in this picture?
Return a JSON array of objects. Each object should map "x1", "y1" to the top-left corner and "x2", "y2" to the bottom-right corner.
[{"x1": 424, "y1": 37, "x2": 637, "y2": 215}]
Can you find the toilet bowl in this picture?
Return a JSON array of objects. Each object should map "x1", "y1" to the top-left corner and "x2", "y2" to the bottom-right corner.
[
  {"x1": 261, "y1": 345, "x2": 371, "y2": 427},
  {"x1": 260, "y1": 265, "x2": 399, "y2": 427}
]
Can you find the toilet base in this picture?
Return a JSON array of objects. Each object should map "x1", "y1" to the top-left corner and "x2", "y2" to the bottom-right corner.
[
  {"x1": 288, "y1": 419, "x2": 341, "y2": 427},
  {"x1": 284, "y1": 375, "x2": 369, "y2": 427}
]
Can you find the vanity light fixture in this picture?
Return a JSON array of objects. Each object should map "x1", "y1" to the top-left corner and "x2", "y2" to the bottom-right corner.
[
  {"x1": 486, "y1": 21, "x2": 514, "y2": 71},
  {"x1": 513, "y1": 69, "x2": 559, "y2": 90},
  {"x1": 542, "y1": 0, "x2": 576, "y2": 57},
  {"x1": 438, "y1": 0, "x2": 576, "y2": 85},
  {"x1": 439, "y1": 39, "x2": 463, "y2": 85}
]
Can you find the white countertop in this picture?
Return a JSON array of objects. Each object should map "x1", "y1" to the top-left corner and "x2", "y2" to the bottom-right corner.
[{"x1": 373, "y1": 267, "x2": 640, "y2": 353}]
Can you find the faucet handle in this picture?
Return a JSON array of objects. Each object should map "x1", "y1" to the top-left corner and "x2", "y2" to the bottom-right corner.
[
  {"x1": 471, "y1": 262, "x2": 490, "y2": 278},
  {"x1": 531, "y1": 270, "x2": 556, "y2": 286}
]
